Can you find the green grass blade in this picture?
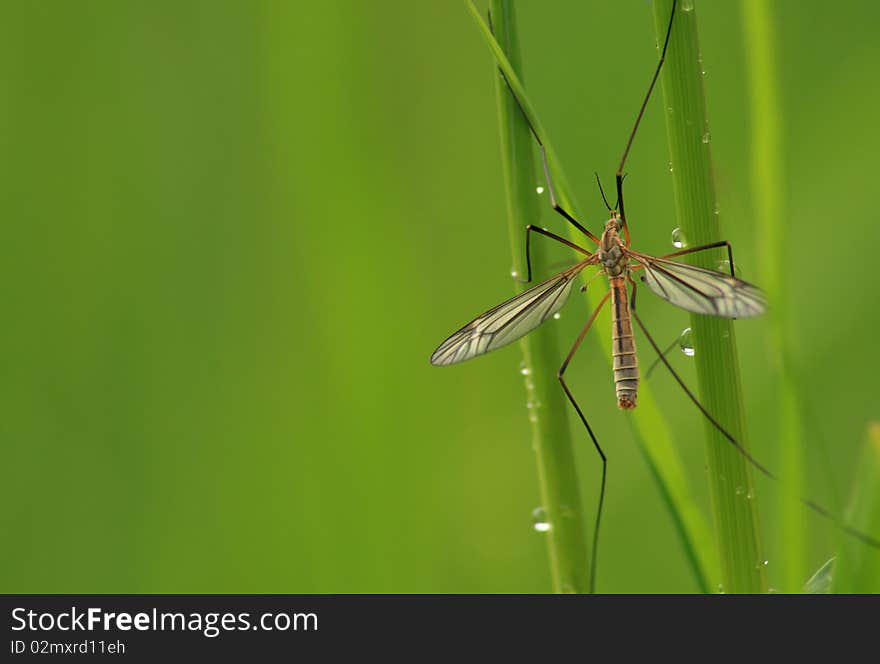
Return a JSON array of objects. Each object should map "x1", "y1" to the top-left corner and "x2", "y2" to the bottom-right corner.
[
  {"x1": 467, "y1": 0, "x2": 717, "y2": 593},
  {"x1": 652, "y1": 0, "x2": 766, "y2": 594},
  {"x1": 740, "y1": 0, "x2": 806, "y2": 594},
  {"x1": 488, "y1": 0, "x2": 590, "y2": 594},
  {"x1": 804, "y1": 557, "x2": 834, "y2": 594},
  {"x1": 832, "y1": 424, "x2": 880, "y2": 593}
]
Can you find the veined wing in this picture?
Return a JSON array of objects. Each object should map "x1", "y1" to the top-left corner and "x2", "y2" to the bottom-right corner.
[
  {"x1": 431, "y1": 258, "x2": 596, "y2": 366},
  {"x1": 631, "y1": 251, "x2": 766, "y2": 318}
]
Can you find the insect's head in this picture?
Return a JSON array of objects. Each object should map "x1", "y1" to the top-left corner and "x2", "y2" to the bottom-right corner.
[{"x1": 605, "y1": 210, "x2": 622, "y2": 233}]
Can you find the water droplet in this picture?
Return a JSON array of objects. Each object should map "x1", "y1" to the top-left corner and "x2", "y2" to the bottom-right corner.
[
  {"x1": 520, "y1": 365, "x2": 531, "y2": 376},
  {"x1": 553, "y1": 312, "x2": 561, "y2": 320},
  {"x1": 671, "y1": 227, "x2": 687, "y2": 248},
  {"x1": 536, "y1": 186, "x2": 545, "y2": 195},
  {"x1": 701, "y1": 131, "x2": 711, "y2": 144},
  {"x1": 667, "y1": 161, "x2": 674, "y2": 173},
  {"x1": 717, "y1": 583, "x2": 725, "y2": 594},
  {"x1": 511, "y1": 269, "x2": 519, "y2": 279},
  {"x1": 678, "y1": 327, "x2": 695, "y2": 357},
  {"x1": 713, "y1": 202, "x2": 720, "y2": 216},
  {"x1": 681, "y1": 0, "x2": 694, "y2": 12},
  {"x1": 532, "y1": 507, "x2": 551, "y2": 532},
  {"x1": 716, "y1": 259, "x2": 741, "y2": 278},
  {"x1": 756, "y1": 559, "x2": 769, "y2": 569},
  {"x1": 735, "y1": 486, "x2": 745, "y2": 496}
]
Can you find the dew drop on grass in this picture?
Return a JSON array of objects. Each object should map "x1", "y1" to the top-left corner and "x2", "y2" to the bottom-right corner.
[
  {"x1": 679, "y1": 327, "x2": 695, "y2": 357},
  {"x1": 553, "y1": 312, "x2": 561, "y2": 320},
  {"x1": 702, "y1": 131, "x2": 711, "y2": 144},
  {"x1": 716, "y1": 258, "x2": 741, "y2": 278},
  {"x1": 681, "y1": 0, "x2": 695, "y2": 11},
  {"x1": 532, "y1": 507, "x2": 551, "y2": 533},
  {"x1": 536, "y1": 186, "x2": 545, "y2": 195},
  {"x1": 671, "y1": 227, "x2": 687, "y2": 248}
]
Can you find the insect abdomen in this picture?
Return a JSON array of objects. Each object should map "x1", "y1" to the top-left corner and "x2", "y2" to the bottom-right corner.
[{"x1": 610, "y1": 278, "x2": 638, "y2": 410}]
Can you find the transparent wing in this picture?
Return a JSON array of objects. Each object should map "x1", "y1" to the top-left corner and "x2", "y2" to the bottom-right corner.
[
  {"x1": 632, "y1": 252, "x2": 766, "y2": 318},
  {"x1": 431, "y1": 259, "x2": 595, "y2": 366}
]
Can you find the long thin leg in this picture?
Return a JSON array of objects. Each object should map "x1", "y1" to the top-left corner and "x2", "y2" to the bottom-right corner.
[
  {"x1": 523, "y1": 225, "x2": 592, "y2": 283},
  {"x1": 617, "y1": 0, "x2": 678, "y2": 234},
  {"x1": 558, "y1": 290, "x2": 611, "y2": 593},
  {"x1": 489, "y1": 62, "x2": 600, "y2": 244},
  {"x1": 627, "y1": 276, "x2": 774, "y2": 477},
  {"x1": 661, "y1": 240, "x2": 736, "y2": 277},
  {"x1": 644, "y1": 333, "x2": 682, "y2": 380},
  {"x1": 534, "y1": 129, "x2": 599, "y2": 245},
  {"x1": 627, "y1": 276, "x2": 880, "y2": 549}
]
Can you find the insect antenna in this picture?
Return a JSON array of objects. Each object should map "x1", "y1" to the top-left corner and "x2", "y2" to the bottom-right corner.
[{"x1": 594, "y1": 172, "x2": 612, "y2": 211}]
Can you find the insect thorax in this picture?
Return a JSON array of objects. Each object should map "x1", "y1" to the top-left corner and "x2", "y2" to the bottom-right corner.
[{"x1": 598, "y1": 229, "x2": 627, "y2": 277}]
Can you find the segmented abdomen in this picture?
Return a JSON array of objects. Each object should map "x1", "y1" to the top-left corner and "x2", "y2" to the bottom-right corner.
[{"x1": 610, "y1": 278, "x2": 638, "y2": 410}]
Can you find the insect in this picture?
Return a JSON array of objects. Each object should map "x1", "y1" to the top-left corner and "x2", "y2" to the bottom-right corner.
[{"x1": 433, "y1": 0, "x2": 878, "y2": 590}]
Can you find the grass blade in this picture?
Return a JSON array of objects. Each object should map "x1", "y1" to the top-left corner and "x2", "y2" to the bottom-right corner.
[
  {"x1": 832, "y1": 423, "x2": 880, "y2": 593},
  {"x1": 488, "y1": 0, "x2": 589, "y2": 594},
  {"x1": 804, "y1": 557, "x2": 834, "y2": 594},
  {"x1": 740, "y1": 0, "x2": 806, "y2": 594},
  {"x1": 467, "y1": 0, "x2": 717, "y2": 593},
  {"x1": 652, "y1": 0, "x2": 766, "y2": 593}
]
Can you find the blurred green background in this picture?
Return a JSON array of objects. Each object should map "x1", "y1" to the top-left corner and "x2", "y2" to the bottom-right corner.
[{"x1": 1, "y1": 0, "x2": 878, "y2": 593}]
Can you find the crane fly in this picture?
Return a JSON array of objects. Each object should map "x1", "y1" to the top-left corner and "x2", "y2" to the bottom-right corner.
[
  {"x1": 432, "y1": 0, "x2": 879, "y2": 591},
  {"x1": 430, "y1": 210, "x2": 765, "y2": 396}
]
